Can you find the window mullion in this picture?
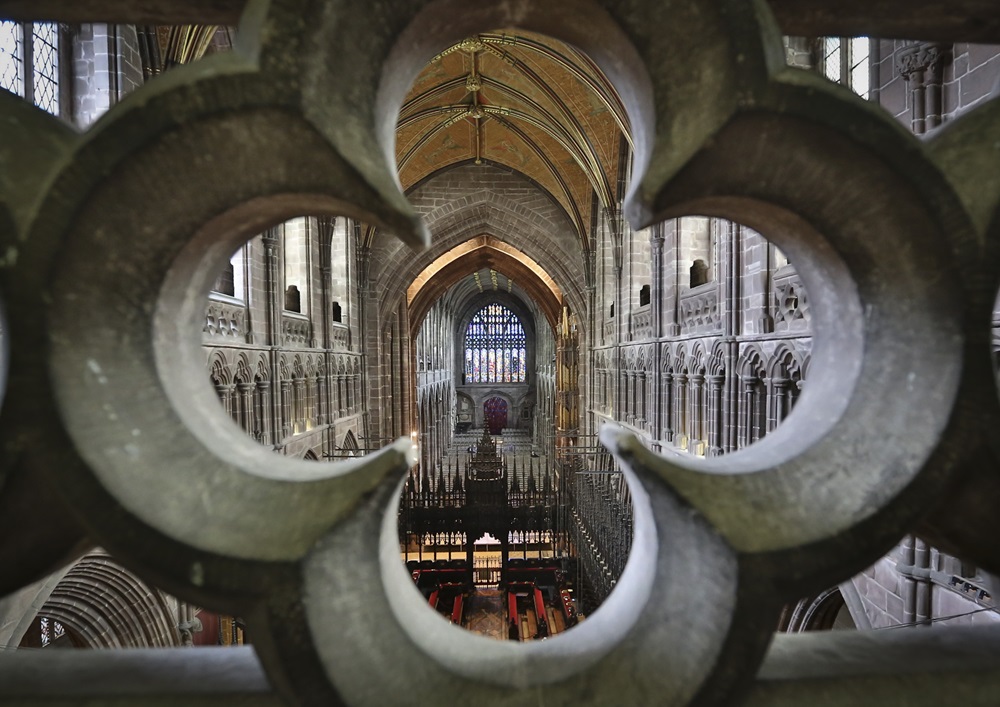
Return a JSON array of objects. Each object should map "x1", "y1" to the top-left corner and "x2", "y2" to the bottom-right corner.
[{"x1": 23, "y1": 21, "x2": 33, "y2": 105}]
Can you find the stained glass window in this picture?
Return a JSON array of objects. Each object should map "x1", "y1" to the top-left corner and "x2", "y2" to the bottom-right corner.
[
  {"x1": 39, "y1": 617, "x2": 66, "y2": 647},
  {"x1": 465, "y1": 304, "x2": 526, "y2": 384}
]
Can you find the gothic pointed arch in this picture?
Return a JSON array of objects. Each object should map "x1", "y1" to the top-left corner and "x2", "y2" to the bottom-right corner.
[
  {"x1": 18, "y1": 553, "x2": 181, "y2": 649},
  {"x1": 342, "y1": 431, "x2": 360, "y2": 454},
  {"x1": 463, "y1": 303, "x2": 528, "y2": 385}
]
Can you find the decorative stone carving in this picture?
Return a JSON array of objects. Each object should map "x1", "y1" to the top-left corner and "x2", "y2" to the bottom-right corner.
[
  {"x1": 282, "y1": 314, "x2": 311, "y2": 347},
  {"x1": 631, "y1": 308, "x2": 652, "y2": 340},
  {"x1": 331, "y1": 322, "x2": 349, "y2": 350},
  {"x1": 773, "y1": 268, "x2": 810, "y2": 331},
  {"x1": 679, "y1": 285, "x2": 721, "y2": 333},
  {"x1": 4, "y1": 1, "x2": 999, "y2": 705},
  {"x1": 204, "y1": 300, "x2": 246, "y2": 341},
  {"x1": 896, "y1": 42, "x2": 946, "y2": 79}
]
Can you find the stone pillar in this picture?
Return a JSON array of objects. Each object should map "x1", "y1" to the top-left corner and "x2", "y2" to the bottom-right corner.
[
  {"x1": 914, "y1": 537, "x2": 932, "y2": 626},
  {"x1": 215, "y1": 383, "x2": 233, "y2": 418},
  {"x1": 638, "y1": 372, "x2": 647, "y2": 429},
  {"x1": 673, "y1": 373, "x2": 687, "y2": 448},
  {"x1": 769, "y1": 377, "x2": 788, "y2": 433},
  {"x1": 897, "y1": 42, "x2": 947, "y2": 135},
  {"x1": 650, "y1": 227, "x2": 664, "y2": 440},
  {"x1": 555, "y1": 307, "x2": 579, "y2": 464},
  {"x1": 315, "y1": 375, "x2": 326, "y2": 425},
  {"x1": 237, "y1": 382, "x2": 254, "y2": 432},
  {"x1": 280, "y1": 380, "x2": 292, "y2": 439},
  {"x1": 751, "y1": 382, "x2": 765, "y2": 444},
  {"x1": 689, "y1": 373, "x2": 704, "y2": 452},
  {"x1": 662, "y1": 372, "x2": 674, "y2": 443},
  {"x1": 740, "y1": 379, "x2": 755, "y2": 449},
  {"x1": 706, "y1": 374, "x2": 724, "y2": 456},
  {"x1": 295, "y1": 379, "x2": 307, "y2": 433},
  {"x1": 625, "y1": 371, "x2": 634, "y2": 423},
  {"x1": 256, "y1": 380, "x2": 271, "y2": 444},
  {"x1": 262, "y1": 228, "x2": 281, "y2": 347}
]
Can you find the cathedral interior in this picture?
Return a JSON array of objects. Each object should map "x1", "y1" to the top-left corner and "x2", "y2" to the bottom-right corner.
[{"x1": 2, "y1": 0, "x2": 1000, "y2": 704}]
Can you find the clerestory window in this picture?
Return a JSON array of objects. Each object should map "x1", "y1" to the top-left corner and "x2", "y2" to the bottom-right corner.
[{"x1": 464, "y1": 303, "x2": 526, "y2": 384}]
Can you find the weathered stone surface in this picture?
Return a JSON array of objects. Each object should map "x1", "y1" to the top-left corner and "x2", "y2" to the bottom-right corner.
[{"x1": 1, "y1": 0, "x2": 1000, "y2": 704}]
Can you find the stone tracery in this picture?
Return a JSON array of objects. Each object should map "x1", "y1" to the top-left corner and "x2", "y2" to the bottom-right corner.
[{"x1": 1, "y1": 0, "x2": 1000, "y2": 704}]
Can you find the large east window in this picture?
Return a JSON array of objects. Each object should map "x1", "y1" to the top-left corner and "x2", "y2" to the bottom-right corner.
[
  {"x1": 0, "y1": 21, "x2": 61, "y2": 115},
  {"x1": 465, "y1": 303, "x2": 526, "y2": 384}
]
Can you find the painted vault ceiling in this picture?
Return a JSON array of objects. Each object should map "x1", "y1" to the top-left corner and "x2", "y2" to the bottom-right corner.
[{"x1": 397, "y1": 31, "x2": 631, "y2": 247}]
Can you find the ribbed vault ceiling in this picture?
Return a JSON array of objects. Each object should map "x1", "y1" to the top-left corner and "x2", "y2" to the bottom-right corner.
[
  {"x1": 397, "y1": 31, "x2": 630, "y2": 247},
  {"x1": 439, "y1": 267, "x2": 538, "y2": 319}
]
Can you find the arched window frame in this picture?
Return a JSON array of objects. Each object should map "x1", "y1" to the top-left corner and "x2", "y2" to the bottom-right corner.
[
  {"x1": 464, "y1": 303, "x2": 527, "y2": 384},
  {"x1": 283, "y1": 217, "x2": 311, "y2": 315}
]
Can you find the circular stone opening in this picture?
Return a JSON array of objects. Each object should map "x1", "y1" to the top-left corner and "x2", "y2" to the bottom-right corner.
[
  {"x1": 382, "y1": 440, "x2": 661, "y2": 684},
  {"x1": 397, "y1": 424, "x2": 623, "y2": 640},
  {"x1": 398, "y1": 274, "x2": 619, "y2": 640},
  {"x1": 617, "y1": 214, "x2": 823, "y2": 462},
  {"x1": 201, "y1": 214, "x2": 360, "y2": 464}
]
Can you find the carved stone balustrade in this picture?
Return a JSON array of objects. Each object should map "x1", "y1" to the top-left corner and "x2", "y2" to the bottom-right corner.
[
  {"x1": 281, "y1": 313, "x2": 312, "y2": 347},
  {"x1": 679, "y1": 283, "x2": 721, "y2": 334},
  {"x1": 204, "y1": 299, "x2": 248, "y2": 342},
  {"x1": 330, "y1": 322, "x2": 350, "y2": 350},
  {"x1": 3, "y1": 0, "x2": 1000, "y2": 705},
  {"x1": 772, "y1": 265, "x2": 811, "y2": 333},
  {"x1": 630, "y1": 307, "x2": 652, "y2": 340}
]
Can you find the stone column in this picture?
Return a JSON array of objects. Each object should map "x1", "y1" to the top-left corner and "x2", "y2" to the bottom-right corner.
[
  {"x1": 662, "y1": 371, "x2": 674, "y2": 443},
  {"x1": 256, "y1": 380, "x2": 271, "y2": 444},
  {"x1": 638, "y1": 372, "x2": 647, "y2": 430},
  {"x1": 237, "y1": 382, "x2": 254, "y2": 432},
  {"x1": 262, "y1": 228, "x2": 281, "y2": 347},
  {"x1": 897, "y1": 42, "x2": 947, "y2": 135},
  {"x1": 289, "y1": 379, "x2": 300, "y2": 433},
  {"x1": 280, "y1": 380, "x2": 292, "y2": 440},
  {"x1": 706, "y1": 374, "x2": 725, "y2": 456},
  {"x1": 769, "y1": 377, "x2": 788, "y2": 433},
  {"x1": 315, "y1": 375, "x2": 326, "y2": 425},
  {"x1": 625, "y1": 371, "x2": 634, "y2": 423},
  {"x1": 740, "y1": 379, "x2": 755, "y2": 449},
  {"x1": 215, "y1": 383, "x2": 233, "y2": 418},
  {"x1": 673, "y1": 373, "x2": 687, "y2": 448},
  {"x1": 649, "y1": 226, "x2": 664, "y2": 439},
  {"x1": 689, "y1": 373, "x2": 704, "y2": 452}
]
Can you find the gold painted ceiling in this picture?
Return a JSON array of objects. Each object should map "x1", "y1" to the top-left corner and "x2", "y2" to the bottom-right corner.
[{"x1": 397, "y1": 31, "x2": 631, "y2": 248}]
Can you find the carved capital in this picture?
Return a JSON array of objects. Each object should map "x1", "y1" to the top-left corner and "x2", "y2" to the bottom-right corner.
[{"x1": 896, "y1": 42, "x2": 946, "y2": 79}]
